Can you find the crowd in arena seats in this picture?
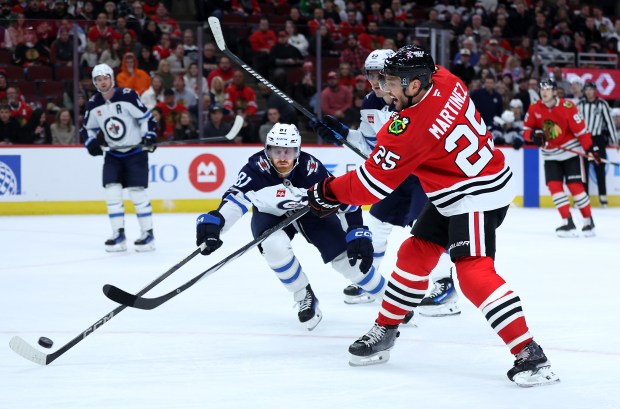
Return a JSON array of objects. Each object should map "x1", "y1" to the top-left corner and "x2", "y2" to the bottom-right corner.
[{"x1": 1, "y1": 0, "x2": 620, "y2": 146}]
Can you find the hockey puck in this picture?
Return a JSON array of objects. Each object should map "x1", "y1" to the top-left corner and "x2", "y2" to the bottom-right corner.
[{"x1": 38, "y1": 337, "x2": 53, "y2": 349}]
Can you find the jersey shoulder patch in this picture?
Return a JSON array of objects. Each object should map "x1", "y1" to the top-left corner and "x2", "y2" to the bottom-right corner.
[
  {"x1": 387, "y1": 114, "x2": 410, "y2": 136},
  {"x1": 563, "y1": 100, "x2": 574, "y2": 108}
]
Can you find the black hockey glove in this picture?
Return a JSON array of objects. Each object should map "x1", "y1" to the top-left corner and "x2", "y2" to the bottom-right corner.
[
  {"x1": 85, "y1": 137, "x2": 103, "y2": 156},
  {"x1": 143, "y1": 132, "x2": 157, "y2": 153},
  {"x1": 588, "y1": 145, "x2": 602, "y2": 165},
  {"x1": 512, "y1": 137, "x2": 524, "y2": 150},
  {"x1": 196, "y1": 211, "x2": 225, "y2": 255},
  {"x1": 532, "y1": 130, "x2": 545, "y2": 147},
  {"x1": 345, "y1": 226, "x2": 374, "y2": 274},
  {"x1": 314, "y1": 115, "x2": 348, "y2": 146},
  {"x1": 307, "y1": 176, "x2": 341, "y2": 218}
]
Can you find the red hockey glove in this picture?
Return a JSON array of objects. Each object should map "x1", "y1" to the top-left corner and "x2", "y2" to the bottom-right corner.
[{"x1": 307, "y1": 176, "x2": 341, "y2": 218}]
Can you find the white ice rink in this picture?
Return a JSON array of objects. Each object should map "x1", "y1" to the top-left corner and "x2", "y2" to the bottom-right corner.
[{"x1": 1, "y1": 207, "x2": 619, "y2": 409}]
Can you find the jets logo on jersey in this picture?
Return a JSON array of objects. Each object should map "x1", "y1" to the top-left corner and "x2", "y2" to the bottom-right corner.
[
  {"x1": 387, "y1": 116, "x2": 410, "y2": 135},
  {"x1": 104, "y1": 117, "x2": 127, "y2": 141},
  {"x1": 306, "y1": 157, "x2": 318, "y2": 176},
  {"x1": 276, "y1": 189, "x2": 286, "y2": 197},
  {"x1": 257, "y1": 156, "x2": 270, "y2": 173}
]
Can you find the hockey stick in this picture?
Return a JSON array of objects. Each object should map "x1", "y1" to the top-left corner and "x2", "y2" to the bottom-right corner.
[
  {"x1": 102, "y1": 115, "x2": 244, "y2": 151},
  {"x1": 208, "y1": 17, "x2": 368, "y2": 160},
  {"x1": 103, "y1": 207, "x2": 311, "y2": 310},
  {"x1": 9, "y1": 245, "x2": 205, "y2": 365},
  {"x1": 552, "y1": 146, "x2": 620, "y2": 167}
]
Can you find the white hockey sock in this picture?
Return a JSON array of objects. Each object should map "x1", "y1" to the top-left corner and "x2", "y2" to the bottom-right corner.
[
  {"x1": 105, "y1": 183, "x2": 124, "y2": 232},
  {"x1": 332, "y1": 253, "x2": 385, "y2": 296},
  {"x1": 128, "y1": 187, "x2": 153, "y2": 232},
  {"x1": 365, "y1": 213, "x2": 394, "y2": 274},
  {"x1": 261, "y1": 230, "x2": 309, "y2": 295}
]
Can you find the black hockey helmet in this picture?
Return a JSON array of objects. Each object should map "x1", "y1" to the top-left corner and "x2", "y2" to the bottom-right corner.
[
  {"x1": 539, "y1": 78, "x2": 557, "y2": 89},
  {"x1": 380, "y1": 45, "x2": 436, "y2": 90},
  {"x1": 583, "y1": 81, "x2": 597, "y2": 90}
]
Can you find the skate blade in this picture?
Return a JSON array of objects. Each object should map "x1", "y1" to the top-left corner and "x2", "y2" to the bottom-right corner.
[
  {"x1": 582, "y1": 230, "x2": 596, "y2": 238},
  {"x1": 344, "y1": 294, "x2": 376, "y2": 304},
  {"x1": 513, "y1": 366, "x2": 560, "y2": 388},
  {"x1": 135, "y1": 242, "x2": 156, "y2": 252},
  {"x1": 305, "y1": 307, "x2": 323, "y2": 331},
  {"x1": 105, "y1": 243, "x2": 127, "y2": 252},
  {"x1": 418, "y1": 302, "x2": 462, "y2": 317},
  {"x1": 349, "y1": 351, "x2": 390, "y2": 367},
  {"x1": 556, "y1": 230, "x2": 578, "y2": 238}
]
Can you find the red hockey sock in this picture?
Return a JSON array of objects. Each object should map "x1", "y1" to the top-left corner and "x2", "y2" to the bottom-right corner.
[
  {"x1": 567, "y1": 182, "x2": 592, "y2": 218},
  {"x1": 547, "y1": 181, "x2": 571, "y2": 219},
  {"x1": 376, "y1": 237, "x2": 445, "y2": 326},
  {"x1": 456, "y1": 256, "x2": 532, "y2": 354}
]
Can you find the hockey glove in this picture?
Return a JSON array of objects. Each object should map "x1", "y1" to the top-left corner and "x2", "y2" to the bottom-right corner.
[
  {"x1": 143, "y1": 132, "x2": 157, "y2": 152},
  {"x1": 588, "y1": 145, "x2": 602, "y2": 165},
  {"x1": 85, "y1": 137, "x2": 103, "y2": 156},
  {"x1": 532, "y1": 130, "x2": 545, "y2": 147},
  {"x1": 307, "y1": 176, "x2": 341, "y2": 218},
  {"x1": 512, "y1": 137, "x2": 524, "y2": 150},
  {"x1": 196, "y1": 211, "x2": 225, "y2": 255},
  {"x1": 345, "y1": 226, "x2": 374, "y2": 274},
  {"x1": 314, "y1": 115, "x2": 348, "y2": 146}
]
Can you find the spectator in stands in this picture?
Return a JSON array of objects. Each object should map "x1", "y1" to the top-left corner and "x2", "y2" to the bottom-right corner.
[
  {"x1": 259, "y1": 107, "x2": 280, "y2": 143},
  {"x1": 550, "y1": 65, "x2": 570, "y2": 95},
  {"x1": 151, "y1": 3, "x2": 181, "y2": 39},
  {"x1": 454, "y1": 37, "x2": 480, "y2": 66},
  {"x1": 0, "y1": 70, "x2": 8, "y2": 101},
  {"x1": 551, "y1": 19, "x2": 574, "y2": 52},
  {"x1": 231, "y1": 0, "x2": 261, "y2": 17},
  {"x1": 156, "y1": 88, "x2": 188, "y2": 137},
  {"x1": 288, "y1": 6, "x2": 309, "y2": 37},
  {"x1": 103, "y1": 1, "x2": 118, "y2": 24},
  {"x1": 308, "y1": 7, "x2": 336, "y2": 36},
  {"x1": 50, "y1": 108, "x2": 76, "y2": 144},
  {"x1": 24, "y1": 0, "x2": 50, "y2": 20},
  {"x1": 568, "y1": 77, "x2": 584, "y2": 101},
  {"x1": 209, "y1": 75, "x2": 227, "y2": 110},
  {"x1": 120, "y1": 31, "x2": 140, "y2": 56},
  {"x1": 249, "y1": 17, "x2": 277, "y2": 77},
  {"x1": 337, "y1": 61, "x2": 355, "y2": 89},
  {"x1": 13, "y1": 27, "x2": 50, "y2": 67},
  {"x1": 268, "y1": 30, "x2": 304, "y2": 74},
  {"x1": 138, "y1": 46, "x2": 159, "y2": 75},
  {"x1": 6, "y1": 86, "x2": 31, "y2": 127},
  {"x1": 308, "y1": 24, "x2": 339, "y2": 57},
  {"x1": 22, "y1": 108, "x2": 51, "y2": 144},
  {"x1": 582, "y1": 17, "x2": 603, "y2": 49},
  {"x1": 6, "y1": 13, "x2": 26, "y2": 48},
  {"x1": 153, "y1": 32, "x2": 172, "y2": 61},
  {"x1": 150, "y1": 106, "x2": 170, "y2": 141},
  {"x1": 182, "y1": 29, "x2": 199, "y2": 64},
  {"x1": 172, "y1": 74, "x2": 197, "y2": 111},
  {"x1": 339, "y1": 33, "x2": 371, "y2": 74},
  {"x1": 155, "y1": 58, "x2": 174, "y2": 89},
  {"x1": 513, "y1": 36, "x2": 533, "y2": 69},
  {"x1": 233, "y1": 106, "x2": 259, "y2": 144},
  {"x1": 76, "y1": 1, "x2": 96, "y2": 21},
  {"x1": 377, "y1": 8, "x2": 398, "y2": 39},
  {"x1": 352, "y1": 74, "x2": 368, "y2": 99},
  {"x1": 184, "y1": 62, "x2": 208, "y2": 98},
  {"x1": 358, "y1": 21, "x2": 384, "y2": 51},
  {"x1": 99, "y1": 38, "x2": 122, "y2": 70},
  {"x1": 202, "y1": 42, "x2": 218, "y2": 79},
  {"x1": 204, "y1": 104, "x2": 232, "y2": 138},
  {"x1": 174, "y1": 111, "x2": 197, "y2": 141},
  {"x1": 140, "y1": 19, "x2": 163, "y2": 51},
  {"x1": 507, "y1": 0, "x2": 532, "y2": 38},
  {"x1": 320, "y1": 70, "x2": 352, "y2": 121},
  {"x1": 591, "y1": 5, "x2": 614, "y2": 39},
  {"x1": 80, "y1": 41, "x2": 99, "y2": 69},
  {"x1": 142, "y1": 74, "x2": 165, "y2": 110},
  {"x1": 509, "y1": 98, "x2": 525, "y2": 122},
  {"x1": 257, "y1": 70, "x2": 298, "y2": 124},
  {"x1": 127, "y1": 1, "x2": 149, "y2": 38},
  {"x1": 484, "y1": 38, "x2": 507, "y2": 72},
  {"x1": 224, "y1": 70, "x2": 258, "y2": 116},
  {"x1": 167, "y1": 43, "x2": 190, "y2": 76},
  {"x1": 501, "y1": 72, "x2": 518, "y2": 94},
  {"x1": 50, "y1": 27, "x2": 74, "y2": 67},
  {"x1": 323, "y1": 0, "x2": 341, "y2": 25},
  {"x1": 470, "y1": 75, "x2": 503, "y2": 127},
  {"x1": 88, "y1": 12, "x2": 121, "y2": 54},
  {"x1": 114, "y1": 17, "x2": 136, "y2": 40},
  {"x1": 143, "y1": 0, "x2": 162, "y2": 16},
  {"x1": 284, "y1": 20, "x2": 309, "y2": 58},
  {"x1": 474, "y1": 53, "x2": 496, "y2": 80},
  {"x1": 340, "y1": 10, "x2": 365, "y2": 39},
  {"x1": 207, "y1": 55, "x2": 234, "y2": 87},
  {"x1": 366, "y1": 0, "x2": 383, "y2": 24},
  {"x1": 291, "y1": 62, "x2": 318, "y2": 112},
  {"x1": 0, "y1": 104, "x2": 21, "y2": 145},
  {"x1": 470, "y1": 14, "x2": 491, "y2": 44},
  {"x1": 451, "y1": 48, "x2": 476, "y2": 86},
  {"x1": 116, "y1": 52, "x2": 151, "y2": 95}
]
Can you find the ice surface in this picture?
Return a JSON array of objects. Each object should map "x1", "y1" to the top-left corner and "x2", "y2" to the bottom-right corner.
[{"x1": 1, "y1": 208, "x2": 619, "y2": 409}]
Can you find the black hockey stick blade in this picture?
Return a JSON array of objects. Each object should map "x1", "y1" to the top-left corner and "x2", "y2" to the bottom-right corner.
[
  {"x1": 103, "y1": 207, "x2": 311, "y2": 310},
  {"x1": 9, "y1": 247, "x2": 203, "y2": 365},
  {"x1": 207, "y1": 17, "x2": 368, "y2": 160}
]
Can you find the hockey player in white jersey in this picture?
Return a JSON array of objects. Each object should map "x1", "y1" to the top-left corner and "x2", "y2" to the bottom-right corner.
[
  {"x1": 315, "y1": 50, "x2": 460, "y2": 317},
  {"x1": 195, "y1": 123, "x2": 387, "y2": 330},
  {"x1": 81, "y1": 63, "x2": 158, "y2": 252}
]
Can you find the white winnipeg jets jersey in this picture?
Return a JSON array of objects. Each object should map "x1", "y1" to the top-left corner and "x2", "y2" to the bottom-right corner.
[
  {"x1": 81, "y1": 87, "x2": 156, "y2": 150},
  {"x1": 346, "y1": 91, "x2": 394, "y2": 155}
]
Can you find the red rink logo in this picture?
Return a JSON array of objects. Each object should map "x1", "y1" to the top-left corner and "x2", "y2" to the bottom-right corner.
[
  {"x1": 276, "y1": 189, "x2": 286, "y2": 197},
  {"x1": 189, "y1": 154, "x2": 226, "y2": 192}
]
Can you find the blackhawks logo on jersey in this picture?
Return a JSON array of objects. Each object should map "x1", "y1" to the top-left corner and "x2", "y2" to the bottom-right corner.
[
  {"x1": 387, "y1": 115, "x2": 410, "y2": 135},
  {"x1": 542, "y1": 119, "x2": 562, "y2": 140},
  {"x1": 563, "y1": 100, "x2": 574, "y2": 108}
]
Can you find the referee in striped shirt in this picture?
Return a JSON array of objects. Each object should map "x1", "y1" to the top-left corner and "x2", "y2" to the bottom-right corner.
[{"x1": 577, "y1": 82, "x2": 617, "y2": 208}]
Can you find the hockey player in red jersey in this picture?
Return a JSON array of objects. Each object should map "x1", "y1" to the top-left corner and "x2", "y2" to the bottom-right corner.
[
  {"x1": 307, "y1": 45, "x2": 559, "y2": 387},
  {"x1": 523, "y1": 79, "x2": 598, "y2": 237}
]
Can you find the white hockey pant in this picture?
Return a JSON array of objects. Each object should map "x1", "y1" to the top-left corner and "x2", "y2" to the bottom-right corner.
[
  {"x1": 128, "y1": 187, "x2": 153, "y2": 233},
  {"x1": 260, "y1": 230, "x2": 309, "y2": 301},
  {"x1": 105, "y1": 183, "x2": 124, "y2": 232},
  {"x1": 332, "y1": 252, "x2": 386, "y2": 297}
]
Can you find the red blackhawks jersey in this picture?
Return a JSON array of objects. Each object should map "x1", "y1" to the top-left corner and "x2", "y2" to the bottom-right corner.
[
  {"x1": 329, "y1": 66, "x2": 515, "y2": 217},
  {"x1": 523, "y1": 98, "x2": 592, "y2": 161}
]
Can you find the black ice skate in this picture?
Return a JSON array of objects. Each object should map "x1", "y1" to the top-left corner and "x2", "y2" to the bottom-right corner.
[
  {"x1": 105, "y1": 228, "x2": 127, "y2": 252},
  {"x1": 507, "y1": 340, "x2": 560, "y2": 387},
  {"x1": 555, "y1": 216, "x2": 577, "y2": 238},
  {"x1": 343, "y1": 284, "x2": 376, "y2": 304},
  {"x1": 298, "y1": 285, "x2": 322, "y2": 331},
  {"x1": 349, "y1": 322, "x2": 400, "y2": 366},
  {"x1": 402, "y1": 310, "x2": 416, "y2": 326},
  {"x1": 582, "y1": 217, "x2": 595, "y2": 237},
  {"x1": 600, "y1": 195, "x2": 608, "y2": 209},
  {"x1": 134, "y1": 229, "x2": 155, "y2": 252},
  {"x1": 418, "y1": 273, "x2": 461, "y2": 317}
]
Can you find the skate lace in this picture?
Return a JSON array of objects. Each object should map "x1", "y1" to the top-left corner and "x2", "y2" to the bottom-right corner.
[
  {"x1": 298, "y1": 292, "x2": 313, "y2": 312},
  {"x1": 428, "y1": 281, "x2": 446, "y2": 298},
  {"x1": 514, "y1": 343, "x2": 534, "y2": 365},
  {"x1": 361, "y1": 324, "x2": 386, "y2": 346}
]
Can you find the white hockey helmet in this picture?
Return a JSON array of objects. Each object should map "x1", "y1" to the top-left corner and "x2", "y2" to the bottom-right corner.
[
  {"x1": 265, "y1": 123, "x2": 301, "y2": 171},
  {"x1": 92, "y1": 63, "x2": 115, "y2": 91},
  {"x1": 364, "y1": 49, "x2": 395, "y2": 75}
]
